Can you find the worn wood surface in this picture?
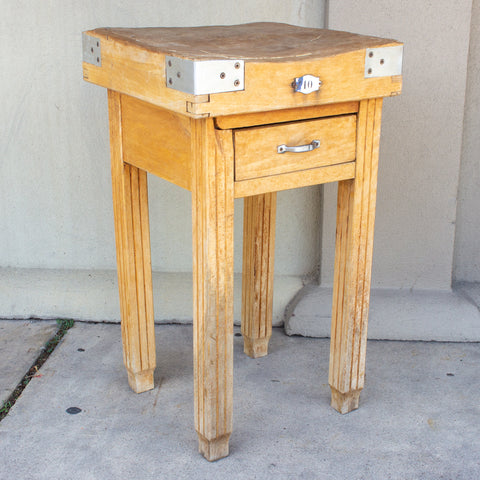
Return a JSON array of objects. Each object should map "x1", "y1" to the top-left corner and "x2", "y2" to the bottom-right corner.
[
  {"x1": 234, "y1": 162, "x2": 355, "y2": 198},
  {"x1": 234, "y1": 115, "x2": 356, "y2": 181},
  {"x1": 121, "y1": 95, "x2": 192, "y2": 190},
  {"x1": 329, "y1": 98, "x2": 383, "y2": 414},
  {"x1": 93, "y1": 23, "x2": 401, "y2": 459},
  {"x1": 92, "y1": 23, "x2": 398, "y2": 61},
  {"x1": 83, "y1": 23, "x2": 402, "y2": 117},
  {"x1": 215, "y1": 101, "x2": 359, "y2": 129},
  {"x1": 108, "y1": 90, "x2": 156, "y2": 394},
  {"x1": 84, "y1": 35, "x2": 208, "y2": 117},
  {"x1": 242, "y1": 193, "x2": 276, "y2": 358},
  {"x1": 191, "y1": 118, "x2": 234, "y2": 461}
]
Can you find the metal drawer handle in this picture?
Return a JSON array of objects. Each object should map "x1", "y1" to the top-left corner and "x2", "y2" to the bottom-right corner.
[{"x1": 277, "y1": 140, "x2": 320, "y2": 154}]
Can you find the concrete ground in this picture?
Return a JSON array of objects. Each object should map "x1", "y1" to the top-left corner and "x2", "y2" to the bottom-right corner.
[
  {"x1": 0, "y1": 319, "x2": 57, "y2": 404},
  {"x1": 0, "y1": 322, "x2": 479, "y2": 479}
]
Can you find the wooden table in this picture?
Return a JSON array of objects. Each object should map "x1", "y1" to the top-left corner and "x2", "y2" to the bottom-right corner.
[{"x1": 82, "y1": 22, "x2": 402, "y2": 461}]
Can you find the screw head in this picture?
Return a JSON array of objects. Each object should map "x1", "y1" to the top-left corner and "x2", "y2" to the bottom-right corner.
[
  {"x1": 234, "y1": 62, "x2": 241, "y2": 69},
  {"x1": 234, "y1": 79, "x2": 240, "y2": 87},
  {"x1": 220, "y1": 72, "x2": 226, "y2": 79}
]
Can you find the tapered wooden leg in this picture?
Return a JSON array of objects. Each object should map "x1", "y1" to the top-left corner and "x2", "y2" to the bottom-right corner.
[
  {"x1": 108, "y1": 90, "x2": 156, "y2": 393},
  {"x1": 191, "y1": 119, "x2": 234, "y2": 461},
  {"x1": 329, "y1": 98, "x2": 383, "y2": 414},
  {"x1": 241, "y1": 193, "x2": 276, "y2": 358}
]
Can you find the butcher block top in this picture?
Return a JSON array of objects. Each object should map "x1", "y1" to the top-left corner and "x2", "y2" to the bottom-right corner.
[{"x1": 82, "y1": 22, "x2": 402, "y2": 117}]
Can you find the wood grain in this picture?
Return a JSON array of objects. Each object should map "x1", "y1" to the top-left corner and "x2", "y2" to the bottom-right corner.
[
  {"x1": 234, "y1": 161, "x2": 356, "y2": 198},
  {"x1": 83, "y1": 23, "x2": 402, "y2": 118},
  {"x1": 328, "y1": 98, "x2": 383, "y2": 414},
  {"x1": 92, "y1": 23, "x2": 398, "y2": 61},
  {"x1": 241, "y1": 193, "x2": 276, "y2": 358},
  {"x1": 121, "y1": 95, "x2": 192, "y2": 190},
  {"x1": 215, "y1": 101, "x2": 359, "y2": 129},
  {"x1": 108, "y1": 90, "x2": 156, "y2": 394},
  {"x1": 190, "y1": 48, "x2": 401, "y2": 117},
  {"x1": 234, "y1": 115, "x2": 356, "y2": 181},
  {"x1": 83, "y1": 33, "x2": 205, "y2": 117},
  {"x1": 88, "y1": 22, "x2": 402, "y2": 461},
  {"x1": 191, "y1": 118, "x2": 234, "y2": 461}
]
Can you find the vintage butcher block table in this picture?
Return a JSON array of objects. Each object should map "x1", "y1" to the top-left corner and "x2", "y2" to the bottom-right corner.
[{"x1": 82, "y1": 22, "x2": 403, "y2": 460}]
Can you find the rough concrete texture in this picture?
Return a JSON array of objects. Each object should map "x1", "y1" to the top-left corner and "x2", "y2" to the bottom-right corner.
[
  {"x1": 1, "y1": 323, "x2": 479, "y2": 479},
  {"x1": 285, "y1": 285, "x2": 480, "y2": 341},
  {"x1": 0, "y1": 319, "x2": 57, "y2": 404},
  {"x1": 0, "y1": 268, "x2": 302, "y2": 326}
]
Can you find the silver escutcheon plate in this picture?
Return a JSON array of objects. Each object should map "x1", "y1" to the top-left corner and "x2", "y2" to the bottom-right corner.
[
  {"x1": 293, "y1": 75, "x2": 321, "y2": 94},
  {"x1": 166, "y1": 56, "x2": 244, "y2": 95},
  {"x1": 82, "y1": 33, "x2": 101, "y2": 66},
  {"x1": 364, "y1": 45, "x2": 403, "y2": 78}
]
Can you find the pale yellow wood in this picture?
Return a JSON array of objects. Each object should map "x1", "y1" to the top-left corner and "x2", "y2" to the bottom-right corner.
[
  {"x1": 241, "y1": 193, "x2": 276, "y2": 358},
  {"x1": 86, "y1": 23, "x2": 402, "y2": 460},
  {"x1": 95, "y1": 23, "x2": 398, "y2": 61},
  {"x1": 234, "y1": 162, "x2": 356, "y2": 198},
  {"x1": 329, "y1": 98, "x2": 383, "y2": 414},
  {"x1": 191, "y1": 118, "x2": 234, "y2": 461},
  {"x1": 83, "y1": 24, "x2": 402, "y2": 117},
  {"x1": 121, "y1": 95, "x2": 192, "y2": 190},
  {"x1": 84, "y1": 35, "x2": 204, "y2": 117},
  {"x1": 234, "y1": 115, "x2": 356, "y2": 181},
  {"x1": 215, "y1": 102, "x2": 359, "y2": 130},
  {"x1": 108, "y1": 90, "x2": 156, "y2": 394},
  {"x1": 190, "y1": 51, "x2": 401, "y2": 117}
]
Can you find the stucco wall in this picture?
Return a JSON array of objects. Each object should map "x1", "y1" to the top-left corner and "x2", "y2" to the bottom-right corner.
[
  {"x1": 1, "y1": 1, "x2": 479, "y2": 328},
  {"x1": 454, "y1": 0, "x2": 480, "y2": 282},
  {"x1": 321, "y1": 0, "x2": 473, "y2": 290},
  {"x1": 0, "y1": 1, "x2": 324, "y2": 277}
]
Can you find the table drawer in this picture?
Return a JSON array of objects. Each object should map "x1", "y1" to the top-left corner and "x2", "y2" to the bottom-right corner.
[{"x1": 234, "y1": 115, "x2": 356, "y2": 181}]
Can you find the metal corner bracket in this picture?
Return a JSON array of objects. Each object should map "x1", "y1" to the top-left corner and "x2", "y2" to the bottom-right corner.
[
  {"x1": 166, "y1": 56, "x2": 245, "y2": 95},
  {"x1": 82, "y1": 33, "x2": 101, "y2": 66},
  {"x1": 364, "y1": 45, "x2": 403, "y2": 78}
]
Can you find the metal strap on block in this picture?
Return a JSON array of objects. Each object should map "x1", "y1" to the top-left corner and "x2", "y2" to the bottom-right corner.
[
  {"x1": 364, "y1": 45, "x2": 403, "y2": 78},
  {"x1": 82, "y1": 33, "x2": 101, "y2": 66},
  {"x1": 165, "y1": 56, "x2": 245, "y2": 95}
]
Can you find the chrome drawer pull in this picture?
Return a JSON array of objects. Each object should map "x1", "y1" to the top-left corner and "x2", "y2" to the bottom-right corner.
[{"x1": 277, "y1": 139, "x2": 320, "y2": 154}]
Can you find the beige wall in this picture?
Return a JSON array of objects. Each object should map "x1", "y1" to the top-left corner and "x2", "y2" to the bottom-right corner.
[
  {"x1": 454, "y1": 0, "x2": 480, "y2": 282},
  {"x1": 1, "y1": 1, "x2": 478, "y2": 326},
  {"x1": 0, "y1": 1, "x2": 324, "y2": 277},
  {"x1": 322, "y1": 0, "x2": 474, "y2": 290}
]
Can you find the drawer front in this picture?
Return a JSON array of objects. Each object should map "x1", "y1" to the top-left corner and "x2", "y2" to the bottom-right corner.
[{"x1": 234, "y1": 115, "x2": 356, "y2": 181}]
